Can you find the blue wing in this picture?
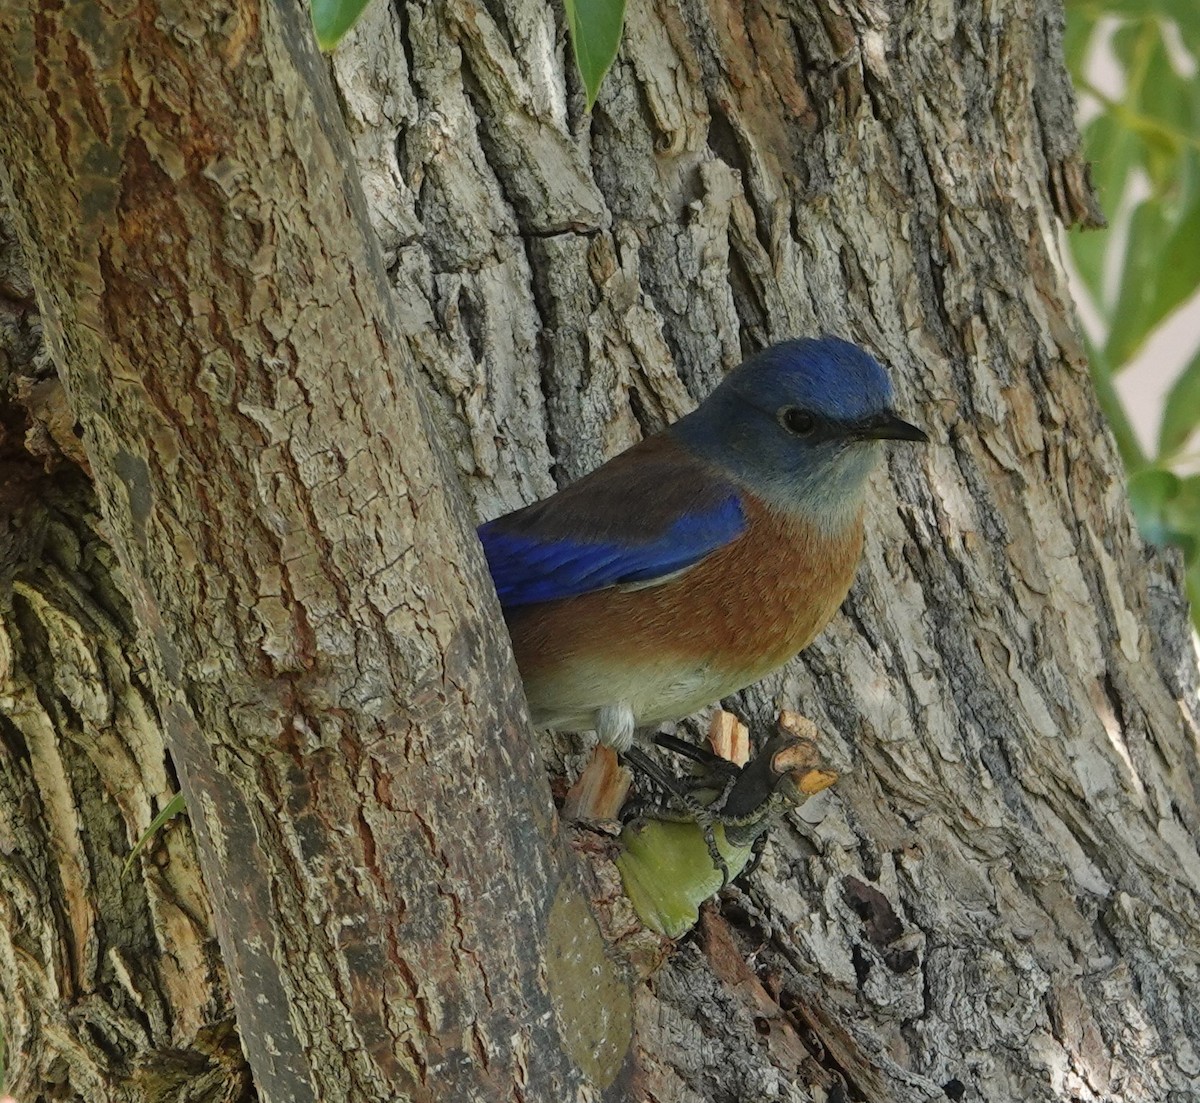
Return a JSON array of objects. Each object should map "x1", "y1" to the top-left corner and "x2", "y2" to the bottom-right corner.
[{"x1": 478, "y1": 436, "x2": 747, "y2": 608}]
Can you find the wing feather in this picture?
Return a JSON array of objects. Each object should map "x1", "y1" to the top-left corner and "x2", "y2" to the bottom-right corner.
[{"x1": 478, "y1": 436, "x2": 746, "y2": 609}]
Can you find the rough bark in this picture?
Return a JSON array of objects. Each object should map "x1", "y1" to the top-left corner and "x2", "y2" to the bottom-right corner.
[
  {"x1": 1, "y1": 0, "x2": 1198, "y2": 1101},
  {"x1": 2, "y1": 193, "x2": 252, "y2": 1100},
  {"x1": 0, "y1": 2, "x2": 627, "y2": 1101},
  {"x1": 0, "y1": 485, "x2": 250, "y2": 1101}
]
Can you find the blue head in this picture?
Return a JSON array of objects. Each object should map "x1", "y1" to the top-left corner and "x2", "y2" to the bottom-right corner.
[{"x1": 671, "y1": 337, "x2": 927, "y2": 527}]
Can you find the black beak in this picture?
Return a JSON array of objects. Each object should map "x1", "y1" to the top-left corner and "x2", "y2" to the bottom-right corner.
[{"x1": 854, "y1": 411, "x2": 929, "y2": 443}]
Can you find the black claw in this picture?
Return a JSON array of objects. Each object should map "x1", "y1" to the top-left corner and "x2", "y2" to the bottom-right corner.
[{"x1": 652, "y1": 732, "x2": 742, "y2": 778}]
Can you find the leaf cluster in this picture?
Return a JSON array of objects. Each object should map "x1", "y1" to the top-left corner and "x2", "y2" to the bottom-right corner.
[{"x1": 1066, "y1": 0, "x2": 1200, "y2": 627}]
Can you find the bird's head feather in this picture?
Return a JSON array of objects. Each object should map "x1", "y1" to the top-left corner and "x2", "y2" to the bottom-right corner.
[{"x1": 671, "y1": 337, "x2": 927, "y2": 529}]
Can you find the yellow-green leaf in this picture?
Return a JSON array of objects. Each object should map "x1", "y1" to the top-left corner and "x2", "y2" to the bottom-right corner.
[
  {"x1": 311, "y1": 0, "x2": 374, "y2": 51},
  {"x1": 564, "y1": 0, "x2": 626, "y2": 110},
  {"x1": 615, "y1": 818, "x2": 753, "y2": 938}
]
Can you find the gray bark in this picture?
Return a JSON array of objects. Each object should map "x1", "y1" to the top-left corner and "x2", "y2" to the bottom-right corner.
[{"x1": 1, "y1": 0, "x2": 1197, "y2": 1100}]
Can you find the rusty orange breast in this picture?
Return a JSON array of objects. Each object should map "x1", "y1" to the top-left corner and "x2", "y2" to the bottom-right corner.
[{"x1": 505, "y1": 497, "x2": 865, "y2": 726}]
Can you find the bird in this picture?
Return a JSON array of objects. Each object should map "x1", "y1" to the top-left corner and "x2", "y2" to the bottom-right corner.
[{"x1": 478, "y1": 336, "x2": 928, "y2": 755}]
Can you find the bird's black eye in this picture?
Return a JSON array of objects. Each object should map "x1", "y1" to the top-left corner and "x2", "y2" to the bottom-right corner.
[{"x1": 779, "y1": 407, "x2": 816, "y2": 436}]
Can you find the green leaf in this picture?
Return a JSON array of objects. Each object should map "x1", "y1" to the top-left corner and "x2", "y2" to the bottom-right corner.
[
  {"x1": 1164, "y1": 474, "x2": 1200, "y2": 561},
  {"x1": 1133, "y1": 37, "x2": 1189, "y2": 193},
  {"x1": 311, "y1": 0, "x2": 374, "y2": 51},
  {"x1": 1152, "y1": 190, "x2": 1200, "y2": 309},
  {"x1": 1081, "y1": 112, "x2": 1137, "y2": 228},
  {"x1": 1128, "y1": 470, "x2": 1200, "y2": 574},
  {"x1": 564, "y1": 0, "x2": 626, "y2": 110},
  {"x1": 1170, "y1": 475, "x2": 1200, "y2": 630},
  {"x1": 1068, "y1": 222, "x2": 1109, "y2": 313},
  {"x1": 1108, "y1": 194, "x2": 1200, "y2": 367},
  {"x1": 1093, "y1": 0, "x2": 1180, "y2": 17},
  {"x1": 1161, "y1": 0, "x2": 1200, "y2": 46},
  {"x1": 615, "y1": 818, "x2": 753, "y2": 938},
  {"x1": 1106, "y1": 200, "x2": 1170, "y2": 365},
  {"x1": 1141, "y1": 42, "x2": 1197, "y2": 145},
  {"x1": 1129, "y1": 467, "x2": 1182, "y2": 546},
  {"x1": 1158, "y1": 347, "x2": 1200, "y2": 459},
  {"x1": 1110, "y1": 19, "x2": 1155, "y2": 86},
  {"x1": 122, "y1": 792, "x2": 188, "y2": 877},
  {"x1": 1070, "y1": 112, "x2": 1137, "y2": 310},
  {"x1": 1062, "y1": 8, "x2": 1097, "y2": 83},
  {"x1": 1127, "y1": 467, "x2": 1200, "y2": 566}
]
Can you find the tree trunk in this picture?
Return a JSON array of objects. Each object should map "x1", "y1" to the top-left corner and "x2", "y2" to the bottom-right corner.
[
  {"x1": 0, "y1": 1, "x2": 625, "y2": 1100},
  {"x1": 3, "y1": 0, "x2": 1199, "y2": 1101}
]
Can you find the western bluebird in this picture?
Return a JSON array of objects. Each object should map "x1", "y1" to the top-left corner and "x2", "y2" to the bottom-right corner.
[{"x1": 478, "y1": 337, "x2": 928, "y2": 754}]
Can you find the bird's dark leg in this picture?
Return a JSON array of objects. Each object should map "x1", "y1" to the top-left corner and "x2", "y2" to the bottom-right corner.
[
  {"x1": 652, "y1": 732, "x2": 743, "y2": 838},
  {"x1": 595, "y1": 705, "x2": 735, "y2": 883},
  {"x1": 623, "y1": 744, "x2": 732, "y2": 886},
  {"x1": 653, "y1": 732, "x2": 742, "y2": 779}
]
